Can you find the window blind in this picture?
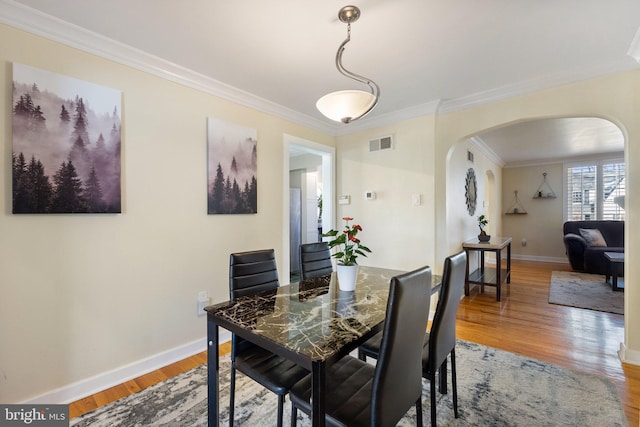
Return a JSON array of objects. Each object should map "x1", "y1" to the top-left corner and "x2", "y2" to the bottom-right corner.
[{"x1": 564, "y1": 159, "x2": 624, "y2": 221}]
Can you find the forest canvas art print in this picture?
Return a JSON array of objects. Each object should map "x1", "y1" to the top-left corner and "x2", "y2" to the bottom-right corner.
[
  {"x1": 12, "y1": 63, "x2": 122, "y2": 214},
  {"x1": 207, "y1": 118, "x2": 257, "y2": 214}
]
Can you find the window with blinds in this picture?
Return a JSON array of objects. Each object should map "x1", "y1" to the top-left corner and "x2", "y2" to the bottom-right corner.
[{"x1": 564, "y1": 159, "x2": 625, "y2": 221}]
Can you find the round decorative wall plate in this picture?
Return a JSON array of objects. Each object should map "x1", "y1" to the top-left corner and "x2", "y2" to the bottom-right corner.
[{"x1": 465, "y1": 168, "x2": 477, "y2": 216}]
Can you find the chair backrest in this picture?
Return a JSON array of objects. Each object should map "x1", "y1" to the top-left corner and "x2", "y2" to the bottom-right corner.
[
  {"x1": 371, "y1": 266, "x2": 431, "y2": 426},
  {"x1": 427, "y1": 251, "x2": 467, "y2": 373},
  {"x1": 299, "y1": 242, "x2": 333, "y2": 280},
  {"x1": 229, "y1": 249, "x2": 279, "y2": 299},
  {"x1": 229, "y1": 249, "x2": 280, "y2": 357}
]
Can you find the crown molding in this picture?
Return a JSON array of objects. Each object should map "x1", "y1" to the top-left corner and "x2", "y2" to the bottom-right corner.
[
  {"x1": 438, "y1": 57, "x2": 639, "y2": 114},
  {"x1": 502, "y1": 150, "x2": 624, "y2": 169},
  {"x1": 468, "y1": 136, "x2": 505, "y2": 167},
  {"x1": 627, "y1": 26, "x2": 640, "y2": 63},
  {"x1": 3, "y1": 1, "x2": 639, "y2": 138},
  {"x1": 333, "y1": 100, "x2": 441, "y2": 136},
  {"x1": 0, "y1": 0, "x2": 337, "y2": 135}
]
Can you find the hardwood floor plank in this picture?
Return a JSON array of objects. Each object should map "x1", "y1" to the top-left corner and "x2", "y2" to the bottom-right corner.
[
  {"x1": 457, "y1": 260, "x2": 637, "y2": 426},
  {"x1": 69, "y1": 261, "x2": 639, "y2": 425}
]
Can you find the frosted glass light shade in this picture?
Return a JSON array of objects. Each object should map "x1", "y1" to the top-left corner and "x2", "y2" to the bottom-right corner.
[{"x1": 316, "y1": 90, "x2": 377, "y2": 123}]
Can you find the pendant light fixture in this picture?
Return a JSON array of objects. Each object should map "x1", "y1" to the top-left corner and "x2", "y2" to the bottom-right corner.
[{"x1": 317, "y1": 5, "x2": 380, "y2": 124}]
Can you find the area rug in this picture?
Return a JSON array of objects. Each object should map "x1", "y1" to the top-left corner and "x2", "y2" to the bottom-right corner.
[
  {"x1": 549, "y1": 271, "x2": 624, "y2": 314},
  {"x1": 70, "y1": 340, "x2": 626, "y2": 426}
]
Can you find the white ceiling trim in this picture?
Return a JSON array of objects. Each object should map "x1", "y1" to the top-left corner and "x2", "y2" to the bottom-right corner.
[
  {"x1": 471, "y1": 135, "x2": 625, "y2": 170},
  {"x1": 502, "y1": 151, "x2": 625, "y2": 169},
  {"x1": 2, "y1": 0, "x2": 639, "y2": 137},
  {"x1": 627, "y1": 26, "x2": 640, "y2": 62},
  {"x1": 439, "y1": 57, "x2": 639, "y2": 114},
  {"x1": 468, "y1": 137, "x2": 505, "y2": 168},
  {"x1": 332, "y1": 100, "x2": 441, "y2": 136},
  {"x1": 0, "y1": 0, "x2": 337, "y2": 133}
]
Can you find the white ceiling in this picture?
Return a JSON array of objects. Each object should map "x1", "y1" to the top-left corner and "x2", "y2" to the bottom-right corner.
[
  {"x1": 2, "y1": 0, "x2": 638, "y2": 164},
  {"x1": 474, "y1": 117, "x2": 626, "y2": 167}
]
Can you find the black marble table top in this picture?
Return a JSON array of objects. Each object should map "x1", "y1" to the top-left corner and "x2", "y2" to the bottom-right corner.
[{"x1": 205, "y1": 266, "x2": 439, "y2": 364}]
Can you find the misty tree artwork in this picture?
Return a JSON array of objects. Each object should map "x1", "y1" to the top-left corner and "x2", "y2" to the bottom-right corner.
[
  {"x1": 207, "y1": 117, "x2": 257, "y2": 214},
  {"x1": 12, "y1": 63, "x2": 122, "y2": 214}
]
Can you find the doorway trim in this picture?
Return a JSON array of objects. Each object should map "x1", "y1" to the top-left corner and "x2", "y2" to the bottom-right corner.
[{"x1": 283, "y1": 134, "x2": 335, "y2": 282}]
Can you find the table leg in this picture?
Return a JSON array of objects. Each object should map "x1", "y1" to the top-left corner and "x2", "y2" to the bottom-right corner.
[
  {"x1": 496, "y1": 249, "x2": 502, "y2": 302},
  {"x1": 311, "y1": 361, "x2": 326, "y2": 427},
  {"x1": 207, "y1": 319, "x2": 220, "y2": 427},
  {"x1": 480, "y1": 251, "x2": 485, "y2": 293},
  {"x1": 464, "y1": 248, "x2": 470, "y2": 296},
  {"x1": 506, "y1": 242, "x2": 511, "y2": 284},
  {"x1": 611, "y1": 262, "x2": 623, "y2": 291}
]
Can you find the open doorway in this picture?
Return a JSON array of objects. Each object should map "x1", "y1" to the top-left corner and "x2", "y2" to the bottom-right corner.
[{"x1": 283, "y1": 135, "x2": 335, "y2": 283}]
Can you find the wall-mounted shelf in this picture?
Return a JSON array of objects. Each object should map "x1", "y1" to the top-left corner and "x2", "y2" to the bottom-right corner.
[
  {"x1": 505, "y1": 190, "x2": 527, "y2": 215},
  {"x1": 533, "y1": 172, "x2": 556, "y2": 199}
]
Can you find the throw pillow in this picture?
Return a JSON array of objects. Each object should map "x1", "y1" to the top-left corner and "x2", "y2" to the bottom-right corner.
[{"x1": 579, "y1": 228, "x2": 607, "y2": 247}]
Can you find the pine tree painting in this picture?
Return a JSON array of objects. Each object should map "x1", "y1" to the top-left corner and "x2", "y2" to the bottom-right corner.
[
  {"x1": 12, "y1": 63, "x2": 122, "y2": 214},
  {"x1": 207, "y1": 118, "x2": 257, "y2": 214}
]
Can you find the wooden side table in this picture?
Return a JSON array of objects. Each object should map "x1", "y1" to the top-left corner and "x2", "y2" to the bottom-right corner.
[
  {"x1": 462, "y1": 237, "x2": 512, "y2": 301},
  {"x1": 604, "y1": 251, "x2": 624, "y2": 292}
]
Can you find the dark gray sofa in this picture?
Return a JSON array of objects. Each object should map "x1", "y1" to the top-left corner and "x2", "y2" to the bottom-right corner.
[{"x1": 563, "y1": 220, "x2": 624, "y2": 275}]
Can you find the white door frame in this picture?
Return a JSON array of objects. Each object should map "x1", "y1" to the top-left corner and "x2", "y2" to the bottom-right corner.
[{"x1": 283, "y1": 134, "x2": 335, "y2": 282}]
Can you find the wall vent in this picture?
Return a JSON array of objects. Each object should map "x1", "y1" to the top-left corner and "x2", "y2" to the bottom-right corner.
[{"x1": 369, "y1": 135, "x2": 393, "y2": 152}]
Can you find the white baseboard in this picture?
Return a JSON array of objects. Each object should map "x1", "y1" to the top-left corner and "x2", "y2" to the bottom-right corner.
[
  {"x1": 619, "y1": 342, "x2": 640, "y2": 366},
  {"x1": 23, "y1": 330, "x2": 232, "y2": 405},
  {"x1": 481, "y1": 255, "x2": 568, "y2": 265},
  {"x1": 511, "y1": 254, "x2": 569, "y2": 263}
]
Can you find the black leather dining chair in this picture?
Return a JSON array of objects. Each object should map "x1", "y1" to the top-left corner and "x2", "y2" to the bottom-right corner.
[
  {"x1": 289, "y1": 266, "x2": 432, "y2": 427},
  {"x1": 229, "y1": 249, "x2": 308, "y2": 427},
  {"x1": 299, "y1": 242, "x2": 333, "y2": 280},
  {"x1": 422, "y1": 251, "x2": 466, "y2": 426},
  {"x1": 357, "y1": 251, "x2": 467, "y2": 426}
]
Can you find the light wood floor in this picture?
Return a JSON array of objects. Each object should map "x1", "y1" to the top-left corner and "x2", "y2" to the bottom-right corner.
[{"x1": 69, "y1": 260, "x2": 639, "y2": 425}]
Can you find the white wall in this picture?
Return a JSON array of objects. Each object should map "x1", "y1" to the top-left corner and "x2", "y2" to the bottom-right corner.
[
  {"x1": 446, "y1": 140, "x2": 502, "y2": 255},
  {"x1": 502, "y1": 163, "x2": 566, "y2": 261},
  {"x1": 335, "y1": 116, "x2": 436, "y2": 272},
  {"x1": 0, "y1": 24, "x2": 334, "y2": 403}
]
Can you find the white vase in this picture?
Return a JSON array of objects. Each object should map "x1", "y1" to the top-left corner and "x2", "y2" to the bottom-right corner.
[{"x1": 336, "y1": 264, "x2": 359, "y2": 291}]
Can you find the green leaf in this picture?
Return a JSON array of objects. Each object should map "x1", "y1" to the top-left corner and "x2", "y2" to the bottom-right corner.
[{"x1": 357, "y1": 245, "x2": 372, "y2": 253}]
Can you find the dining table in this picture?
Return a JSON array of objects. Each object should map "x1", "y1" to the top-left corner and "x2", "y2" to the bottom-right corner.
[{"x1": 205, "y1": 265, "x2": 441, "y2": 427}]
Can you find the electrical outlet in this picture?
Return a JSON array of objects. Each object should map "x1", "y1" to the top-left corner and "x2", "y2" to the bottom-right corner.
[
  {"x1": 197, "y1": 299, "x2": 209, "y2": 316},
  {"x1": 197, "y1": 291, "x2": 209, "y2": 316}
]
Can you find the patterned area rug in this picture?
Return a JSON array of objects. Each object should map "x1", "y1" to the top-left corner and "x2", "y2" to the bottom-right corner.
[
  {"x1": 549, "y1": 271, "x2": 624, "y2": 314},
  {"x1": 70, "y1": 340, "x2": 627, "y2": 426}
]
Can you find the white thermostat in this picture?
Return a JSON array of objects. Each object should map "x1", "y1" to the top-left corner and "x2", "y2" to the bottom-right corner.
[
  {"x1": 365, "y1": 191, "x2": 376, "y2": 200},
  {"x1": 338, "y1": 195, "x2": 351, "y2": 205}
]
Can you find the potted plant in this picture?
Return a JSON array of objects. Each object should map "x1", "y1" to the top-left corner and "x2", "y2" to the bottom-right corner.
[
  {"x1": 322, "y1": 217, "x2": 372, "y2": 290},
  {"x1": 478, "y1": 214, "x2": 490, "y2": 242}
]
